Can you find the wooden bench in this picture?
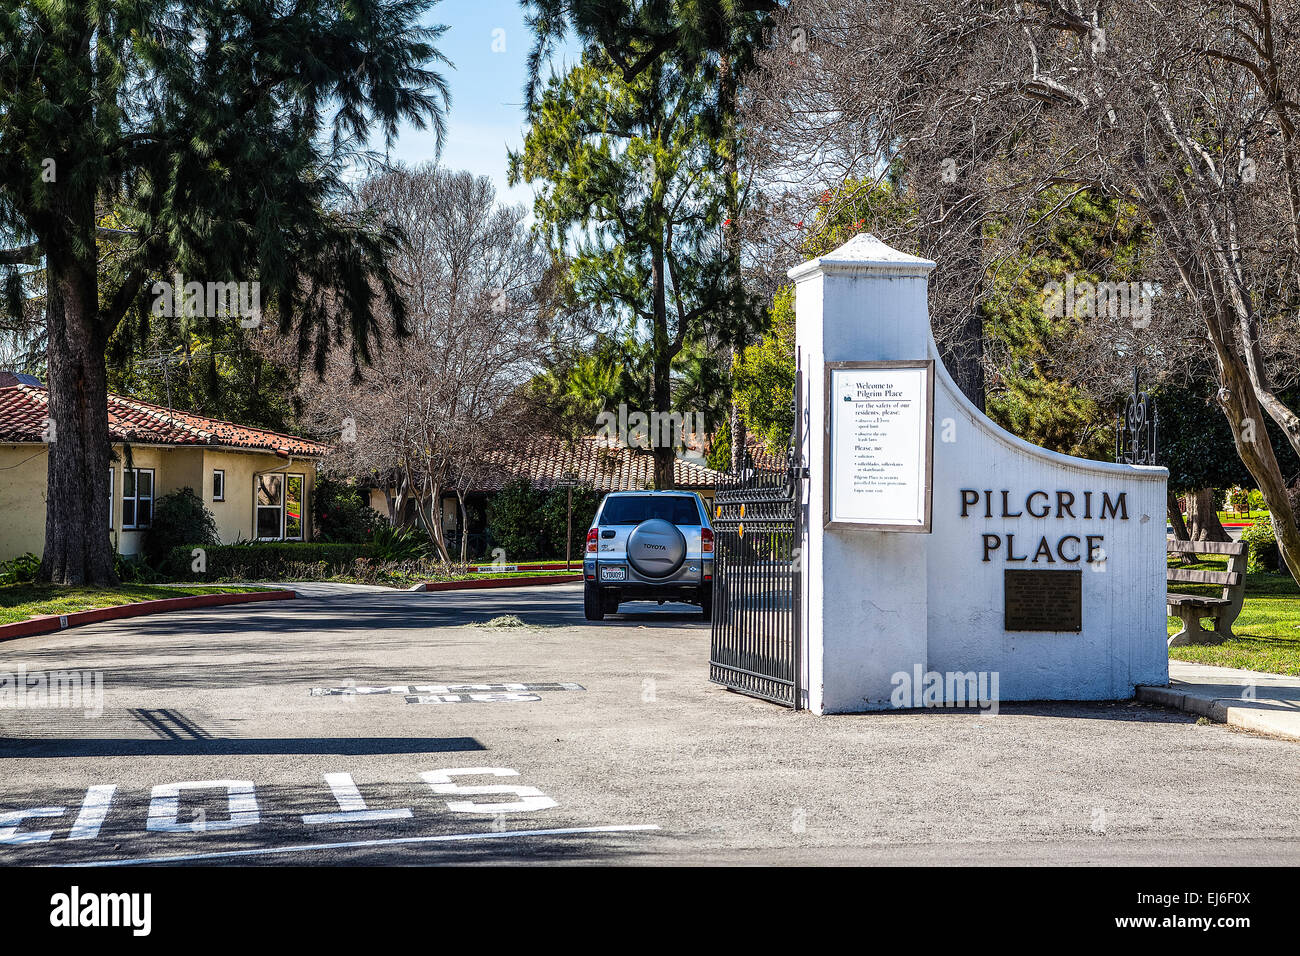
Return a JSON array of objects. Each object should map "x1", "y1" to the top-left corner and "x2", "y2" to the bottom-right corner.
[{"x1": 1166, "y1": 538, "x2": 1247, "y2": 646}]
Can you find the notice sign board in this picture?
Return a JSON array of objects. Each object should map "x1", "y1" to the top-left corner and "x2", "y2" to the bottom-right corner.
[{"x1": 824, "y1": 360, "x2": 934, "y2": 531}]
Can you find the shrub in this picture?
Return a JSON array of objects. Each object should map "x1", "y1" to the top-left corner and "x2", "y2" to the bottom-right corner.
[
  {"x1": 369, "y1": 523, "x2": 430, "y2": 562},
  {"x1": 485, "y1": 479, "x2": 547, "y2": 558},
  {"x1": 141, "y1": 487, "x2": 219, "y2": 565},
  {"x1": 1248, "y1": 488, "x2": 1266, "y2": 511},
  {"x1": 115, "y1": 553, "x2": 163, "y2": 584},
  {"x1": 707, "y1": 420, "x2": 732, "y2": 472},
  {"x1": 1228, "y1": 486, "x2": 1251, "y2": 513},
  {"x1": 486, "y1": 480, "x2": 605, "y2": 560},
  {"x1": 538, "y1": 485, "x2": 603, "y2": 560},
  {"x1": 0, "y1": 552, "x2": 40, "y2": 585},
  {"x1": 315, "y1": 475, "x2": 383, "y2": 543},
  {"x1": 163, "y1": 541, "x2": 373, "y2": 581},
  {"x1": 1243, "y1": 519, "x2": 1280, "y2": 573}
]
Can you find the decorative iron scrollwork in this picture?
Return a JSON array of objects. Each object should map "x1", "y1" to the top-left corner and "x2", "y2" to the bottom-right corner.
[{"x1": 1116, "y1": 369, "x2": 1158, "y2": 466}]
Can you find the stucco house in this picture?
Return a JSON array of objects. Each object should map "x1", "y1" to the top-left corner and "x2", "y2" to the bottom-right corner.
[{"x1": 0, "y1": 371, "x2": 329, "y2": 561}]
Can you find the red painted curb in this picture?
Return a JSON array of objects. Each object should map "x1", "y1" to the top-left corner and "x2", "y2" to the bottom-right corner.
[
  {"x1": 420, "y1": 574, "x2": 583, "y2": 592},
  {"x1": 0, "y1": 589, "x2": 296, "y2": 643},
  {"x1": 464, "y1": 563, "x2": 577, "y2": 573}
]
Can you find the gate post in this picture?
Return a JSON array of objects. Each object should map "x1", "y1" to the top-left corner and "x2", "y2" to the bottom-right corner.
[{"x1": 789, "y1": 235, "x2": 937, "y2": 714}]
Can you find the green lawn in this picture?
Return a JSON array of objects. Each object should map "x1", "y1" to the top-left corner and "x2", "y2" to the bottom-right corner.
[
  {"x1": 1167, "y1": 554, "x2": 1300, "y2": 674},
  {"x1": 1215, "y1": 509, "x2": 1268, "y2": 523},
  {"x1": 0, "y1": 583, "x2": 269, "y2": 625}
]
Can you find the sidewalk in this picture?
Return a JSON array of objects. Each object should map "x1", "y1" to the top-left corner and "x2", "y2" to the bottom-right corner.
[{"x1": 1139, "y1": 661, "x2": 1300, "y2": 741}]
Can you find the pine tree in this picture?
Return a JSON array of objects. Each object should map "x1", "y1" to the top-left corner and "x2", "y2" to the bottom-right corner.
[
  {"x1": 510, "y1": 50, "x2": 743, "y2": 488},
  {"x1": 520, "y1": 1, "x2": 773, "y2": 484},
  {"x1": 0, "y1": 0, "x2": 450, "y2": 584}
]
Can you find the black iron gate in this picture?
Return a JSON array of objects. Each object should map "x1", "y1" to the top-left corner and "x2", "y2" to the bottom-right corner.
[{"x1": 709, "y1": 361, "x2": 805, "y2": 708}]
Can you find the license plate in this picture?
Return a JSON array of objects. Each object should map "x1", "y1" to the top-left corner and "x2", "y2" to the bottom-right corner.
[{"x1": 600, "y1": 566, "x2": 626, "y2": 581}]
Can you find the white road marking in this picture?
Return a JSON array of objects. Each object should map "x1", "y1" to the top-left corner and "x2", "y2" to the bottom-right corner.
[
  {"x1": 301, "y1": 773, "x2": 413, "y2": 825},
  {"x1": 405, "y1": 693, "x2": 541, "y2": 704},
  {"x1": 0, "y1": 806, "x2": 65, "y2": 844},
  {"x1": 69, "y1": 785, "x2": 117, "y2": 840},
  {"x1": 421, "y1": 768, "x2": 559, "y2": 813},
  {"x1": 146, "y1": 780, "x2": 259, "y2": 833},
  {"x1": 311, "y1": 682, "x2": 585, "y2": 697},
  {"x1": 52, "y1": 824, "x2": 662, "y2": 867}
]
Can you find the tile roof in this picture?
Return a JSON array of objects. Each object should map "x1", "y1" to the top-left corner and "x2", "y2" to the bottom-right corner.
[
  {"x1": 476, "y1": 434, "x2": 723, "y2": 492},
  {"x1": 0, "y1": 375, "x2": 329, "y2": 457}
]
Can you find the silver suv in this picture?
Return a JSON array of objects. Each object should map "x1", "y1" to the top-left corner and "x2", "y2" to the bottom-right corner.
[{"x1": 583, "y1": 491, "x2": 714, "y2": 621}]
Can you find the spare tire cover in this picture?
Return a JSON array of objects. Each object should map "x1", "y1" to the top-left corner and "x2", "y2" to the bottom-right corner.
[{"x1": 626, "y1": 518, "x2": 687, "y2": 578}]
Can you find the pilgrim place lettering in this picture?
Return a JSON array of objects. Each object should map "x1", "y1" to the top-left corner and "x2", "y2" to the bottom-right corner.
[{"x1": 959, "y1": 488, "x2": 1129, "y2": 565}]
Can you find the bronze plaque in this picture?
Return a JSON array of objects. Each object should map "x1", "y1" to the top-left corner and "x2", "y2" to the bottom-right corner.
[{"x1": 1004, "y1": 569, "x2": 1082, "y2": 632}]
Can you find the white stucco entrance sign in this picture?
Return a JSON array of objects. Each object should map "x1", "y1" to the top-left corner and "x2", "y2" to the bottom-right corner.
[{"x1": 791, "y1": 234, "x2": 1168, "y2": 714}]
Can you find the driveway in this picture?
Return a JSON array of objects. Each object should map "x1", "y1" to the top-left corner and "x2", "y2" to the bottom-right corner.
[{"x1": 2, "y1": 582, "x2": 1299, "y2": 865}]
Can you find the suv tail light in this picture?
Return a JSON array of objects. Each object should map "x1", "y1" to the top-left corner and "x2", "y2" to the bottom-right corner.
[
  {"x1": 701, "y1": 528, "x2": 714, "y2": 553},
  {"x1": 586, "y1": 528, "x2": 598, "y2": 553}
]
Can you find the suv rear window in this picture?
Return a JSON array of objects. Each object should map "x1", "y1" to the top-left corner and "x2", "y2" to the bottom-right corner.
[{"x1": 599, "y1": 495, "x2": 701, "y2": 526}]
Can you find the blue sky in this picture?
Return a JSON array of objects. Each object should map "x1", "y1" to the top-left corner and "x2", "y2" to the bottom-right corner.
[{"x1": 372, "y1": 0, "x2": 578, "y2": 210}]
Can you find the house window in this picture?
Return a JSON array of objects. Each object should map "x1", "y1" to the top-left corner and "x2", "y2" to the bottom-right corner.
[
  {"x1": 256, "y1": 473, "x2": 307, "y2": 540},
  {"x1": 285, "y1": 474, "x2": 304, "y2": 540},
  {"x1": 122, "y1": 468, "x2": 154, "y2": 529},
  {"x1": 108, "y1": 468, "x2": 114, "y2": 529},
  {"x1": 256, "y1": 474, "x2": 283, "y2": 539},
  {"x1": 213, "y1": 469, "x2": 225, "y2": 501}
]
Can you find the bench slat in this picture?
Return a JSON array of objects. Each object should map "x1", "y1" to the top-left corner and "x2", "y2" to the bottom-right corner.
[
  {"x1": 1166, "y1": 538, "x2": 1246, "y2": 556},
  {"x1": 1167, "y1": 568, "x2": 1242, "y2": 587},
  {"x1": 1167, "y1": 593, "x2": 1230, "y2": 607}
]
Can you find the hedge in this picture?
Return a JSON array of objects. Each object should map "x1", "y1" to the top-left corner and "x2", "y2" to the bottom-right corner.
[
  {"x1": 485, "y1": 479, "x2": 603, "y2": 561},
  {"x1": 163, "y1": 542, "x2": 374, "y2": 581}
]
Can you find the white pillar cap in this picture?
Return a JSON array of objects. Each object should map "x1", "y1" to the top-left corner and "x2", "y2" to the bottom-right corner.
[{"x1": 787, "y1": 233, "x2": 936, "y2": 281}]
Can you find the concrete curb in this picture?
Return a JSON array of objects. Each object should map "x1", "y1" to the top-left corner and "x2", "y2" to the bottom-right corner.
[
  {"x1": 0, "y1": 589, "x2": 296, "y2": 643},
  {"x1": 416, "y1": 574, "x2": 582, "y2": 592},
  {"x1": 1136, "y1": 684, "x2": 1300, "y2": 741}
]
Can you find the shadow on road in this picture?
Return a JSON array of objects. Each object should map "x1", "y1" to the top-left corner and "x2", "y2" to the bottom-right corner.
[{"x1": 0, "y1": 736, "x2": 485, "y2": 758}]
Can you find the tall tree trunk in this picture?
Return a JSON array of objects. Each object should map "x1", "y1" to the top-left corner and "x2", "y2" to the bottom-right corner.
[
  {"x1": 394, "y1": 472, "x2": 416, "y2": 530},
  {"x1": 456, "y1": 490, "x2": 468, "y2": 564},
  {"x1": 427, "y1": 485, "x2": 452, "y2": 563},
  {"x1": 651, "y1": 243, "x2": 675, "y2": 490},
  {"x1": 1215, "y1": 356, "x2": 1300, "y2": 582},
  {"x1": 720, "y1": 51, "x2": 746, "y2": 476},
  {"x1": 652, "y1": 391, "x2": 675, "y2": 490},
  {"x1": 411, "y1": 473, "x2": 451, "y2": 562},
  {"x1": 1167, "y1": 490, "x2": 1191, "y2": 540},
  {"x1": 729, "y1": 362, "x2": 744, "y2": 474},
  {"x1": 1167, "y1": 489, "x2": 1196, "y2": 565},
  {"x1": 1186, "y1": 487, "x2": 1231, "y2": 542},
  {"x1": 40, "y1": 245, "x2": 117, "y2": 585}
]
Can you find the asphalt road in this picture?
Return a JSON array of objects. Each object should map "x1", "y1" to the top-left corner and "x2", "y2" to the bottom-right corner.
[{"x1": 2, "y1": 583, "x2": 1299, "y2": 866}]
